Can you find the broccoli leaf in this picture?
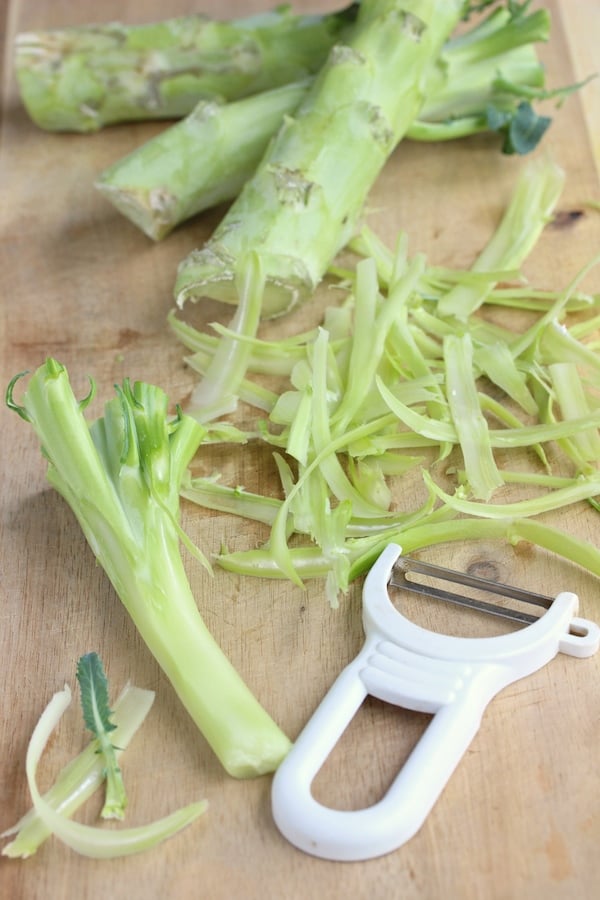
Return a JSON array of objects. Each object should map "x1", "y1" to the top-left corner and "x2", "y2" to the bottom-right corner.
[
  {"x1": 76, "y1": 653, "x2": 126, "y2": 820},
  {"x1": 486, "y1": 100, "x2": 551, "y2": 154}
]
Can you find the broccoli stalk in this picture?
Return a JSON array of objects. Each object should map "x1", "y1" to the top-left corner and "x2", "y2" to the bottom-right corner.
[
  {"x1": 6, "y1": 359, "x2": 291, "y2": 778},
  {"x1": 96, "y1": 5, "x2": 551, "y2": 241},
  {"x1": 173, "y1": 0, "x2": 468, "y2": 318},
  {"x1": 96, "y1": 80, "x2": 311, "y2": 241},
  {"x1": 14, "y1": 4, "x2": 359, "y2": 132}
]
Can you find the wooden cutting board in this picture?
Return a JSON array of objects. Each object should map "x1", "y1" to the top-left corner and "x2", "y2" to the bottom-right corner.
[{"x1": 1, "y1": 2, "x2": 599, "y2": 897}]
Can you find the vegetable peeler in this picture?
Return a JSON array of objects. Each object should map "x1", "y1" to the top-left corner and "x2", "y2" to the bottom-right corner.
[{"x1": 271, "y1": 543, "x2": 599, "y2": 862}]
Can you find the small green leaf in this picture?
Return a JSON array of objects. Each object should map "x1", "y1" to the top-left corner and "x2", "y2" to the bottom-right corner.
[
  {"x1": 76, "y1": 653, "x2": 116, "y2": 738},
  {"x1": 486, "y1": 101, "x2": 551, "y2": 155},
  {"x1": 76, "y1": 653, "x2": 127, "y2": 820},
  {"x1": 507, "y1": 102, "x2": 551, "y2": 155}
]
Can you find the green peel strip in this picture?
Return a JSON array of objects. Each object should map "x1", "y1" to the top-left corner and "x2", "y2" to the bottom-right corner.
[
  {"x1": 20, "y1": 686, "x2": 207, "y2": 859},
  {"x1": 2, "y1": 683, "x2": 154, "y2": 858}
]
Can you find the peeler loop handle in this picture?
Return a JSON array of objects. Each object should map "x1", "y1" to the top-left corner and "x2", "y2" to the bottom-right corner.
[{"x1": 271, "y1": 643, "x2": 503, "y2": 861}]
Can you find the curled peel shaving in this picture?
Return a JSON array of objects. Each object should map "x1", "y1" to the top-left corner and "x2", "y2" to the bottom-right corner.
[{"x1": 23, "y1": 686, "x2": 207, "y2": 859}]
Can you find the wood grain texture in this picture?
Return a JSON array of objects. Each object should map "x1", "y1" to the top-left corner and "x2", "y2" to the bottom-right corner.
[{"x1": 1, "y1": 2, "x2": 599, "y2": 898}]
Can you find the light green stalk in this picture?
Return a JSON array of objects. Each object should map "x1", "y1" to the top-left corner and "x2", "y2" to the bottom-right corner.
[
  {"x1": 97, "y1": 5, "x2": 549, "y2": 240},
  {"x1": 539, "y1": 318, "x2": 600, "y2": 375},
  {"x1": 347, "y1": 516, "x2": 600, "y2": 580},
  {"x1": 175, "y1": 0, "x2": 466, "y2": 317},
  {"x1": 2, "y1": 684, "x2": 154, "y2": 858},
  {"x1": 95, "y1": 81, "x2": 309, "y2": 241},
  {"x1": 6, "y1": 360, "x2": 291, "y2": 777},
  {"x1": 15, "y1": 5, "x2": 359, "y2": 132}
]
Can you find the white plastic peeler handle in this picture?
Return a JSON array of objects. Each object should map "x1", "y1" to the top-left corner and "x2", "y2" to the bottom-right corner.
[{"x1": 271, "y1": 544, "x2": 599, "y2": 862}]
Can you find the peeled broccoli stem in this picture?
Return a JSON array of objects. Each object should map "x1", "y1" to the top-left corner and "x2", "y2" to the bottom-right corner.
[
  {"x1": 96, "y1": 6, "x2": 548, "y2": 241},
  {"x1": 173, "y1": 0, "x2": 469, "y2": 318},
  {"x1": 7, "y1": 359, "x2": 291, "y2": 778},
  {"x1": 15, "y1": 3, "x2": 359, "y2": 132}
]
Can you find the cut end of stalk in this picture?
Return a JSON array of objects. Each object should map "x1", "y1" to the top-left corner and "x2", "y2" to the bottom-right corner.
[
  {"x1": 221, "y1": 733, "x2": 292, "y2": 779},
  {"x1": 95, "y1": 180, "x2": 174, "y2": 241},
  {"x1": 175, "y1": 245, "x2": 313, "y2": 318}
]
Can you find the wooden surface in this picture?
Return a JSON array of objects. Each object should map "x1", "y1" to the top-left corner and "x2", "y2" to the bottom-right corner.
[{"x1": 1, "y1": 2, "x2": 599, "y2": 898}]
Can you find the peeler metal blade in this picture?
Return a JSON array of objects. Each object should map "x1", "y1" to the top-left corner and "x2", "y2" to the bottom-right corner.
[{"x1": 390, "y1": 553, "x2": 554, "y2": 627}]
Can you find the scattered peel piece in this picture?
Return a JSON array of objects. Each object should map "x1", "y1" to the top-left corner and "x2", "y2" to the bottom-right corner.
[
  {"x1": 2, "y1": 682, "x2": 154, "y2": 858},
  {"x1": 7, "y1": 686, "x2": 207, "y2": 860}
]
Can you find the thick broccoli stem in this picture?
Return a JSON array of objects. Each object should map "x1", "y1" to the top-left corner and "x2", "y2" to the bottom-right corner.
[
  {"x1": 7, "y1": 360, "x2": 291, "y2": 778},
  {"x1": 95, "y1": 81, "x2": 310, "y2": 241},
  {"x1": 76, "y1": 510, "x2": 289, "y2": 779},
  {"x1": 15, "y1": 4, "x2": 359, "y2": 133},
  {"x1": 174, "y1": 0, "x2": 466, "y2": 318}
]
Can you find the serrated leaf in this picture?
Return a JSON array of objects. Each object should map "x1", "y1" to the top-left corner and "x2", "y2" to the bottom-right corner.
[
  {"x1": 505, "y1": 102, "x2": 551, "y2": 155},
  {"x1": 76, "y1": 653, "x2": 127, "y2": 819},
  {"x1": 76, "y1": 652, "x2": 116, "y2": 737},
  {"x1": 486, "y1": 101, "x2": 551, "y2": 156}
]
